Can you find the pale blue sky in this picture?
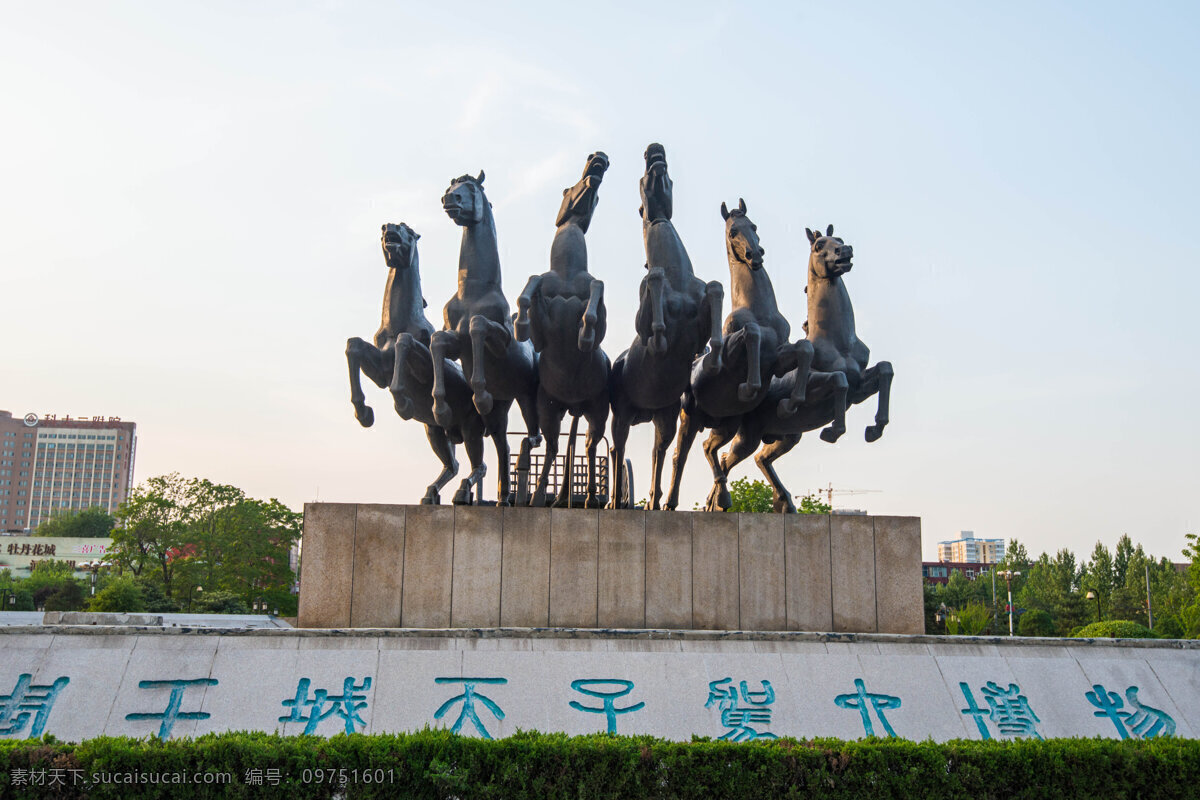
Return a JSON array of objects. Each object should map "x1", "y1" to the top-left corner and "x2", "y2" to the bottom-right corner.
[{"x1": 2, "y1": 1, "x2": 1197, "y2": 559}]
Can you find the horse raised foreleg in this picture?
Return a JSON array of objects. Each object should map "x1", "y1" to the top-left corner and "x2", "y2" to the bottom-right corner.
[
  {"x1": 467, "y1": 315, "x2": 498, "y2": 416},
  {"x1": 346, "y1": 337, "x2": 390, "y2": 427},
  {"x1": 421, "y1": 424, "x2": 459, "y2": 505},
  {"x1": 738, "y1": 323, "x2": 763, "y2": 402},
  {"x1": 702, "y1": 421, "x2": 736, "y2": 511},
  {"x1": 644, "y1": 267, "x2": 667, "y2": 355},
  {"x1": 578, "y1": 278, "x2": 604, "y2": 352},
  {"x1": 703, "y1": 280, "x2": 725, "y2": 364},
  {"x1": 816, "y1": 371, "x2": 850, "y2": 443},
  {"x1": 430, "y1": 330, "x2": 461, "y2": 428},
  {"x1": 649, "y1": 405, "x2": 680, "y2": 510},
  {"x1": 755, "y1": 435, "x2": 802, "y2": 513},
  {"x1": 665, "y1": 399, "x2": 701, "y2": 510},
  {"x1": 863, "y1": 361, "x2": 893, "y2": 442},
  {"x1": 515, "y1": 275, "x2": 540, "y2": 343},
  {"x1": 775, "y1": 340, "x2": 814, "y2": 417}
]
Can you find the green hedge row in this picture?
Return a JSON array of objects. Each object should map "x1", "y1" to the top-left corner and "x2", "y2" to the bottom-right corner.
[{"x1": 2, "y1": 730, "x2": 1198, "y2": 800}]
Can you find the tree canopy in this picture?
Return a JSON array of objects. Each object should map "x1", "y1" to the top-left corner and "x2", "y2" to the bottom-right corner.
[
  {"x1": 106, "y1": 473, "x2": 301, "y2": 614},
  {"x1": 926, "y1": 533, "x2": 1196, "y2": 639},
  {"x1": 33, "y1": 506, "x2": 115, "y2": 538}
]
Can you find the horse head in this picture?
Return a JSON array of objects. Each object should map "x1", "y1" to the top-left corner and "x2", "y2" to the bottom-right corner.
[
  {"x1": 721, "y1": 198, "x2": 765, "y2": 272},
  {"x1": 806, "y1": 224, "x2": 853, "y2": 280},
  {"x1": 381, "y1": 222, "x2": 420, "y2": 271},
  {"x1": 442, "y1": 170, "x2": 489, "y2": 227},
  {"x1": 556, "y1": 152, "x2": 609, "y2": 232},
  {"x1": 638, "y1": 143, "x2": 673, "y2": 222}
]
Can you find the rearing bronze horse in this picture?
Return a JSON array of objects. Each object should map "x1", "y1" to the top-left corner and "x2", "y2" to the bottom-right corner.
[
  {"x1": 665, "y1": 199, "x2": 813, "y2": 511},
  {"x1": 345, "y1": 223, "x2": 494, "y2": 504},
  {"x1": 516, "y1": 152, "x2": 611, "y2": 507},
  {"x1": 609, "y1": 144, "x2": 723, "y2": 509},
  {"x1": 430, "y1": 172, "x2": 541, "y2": 505},
  {"x1": 716, "y1": 225, "x2": 894, "y2": 512}
]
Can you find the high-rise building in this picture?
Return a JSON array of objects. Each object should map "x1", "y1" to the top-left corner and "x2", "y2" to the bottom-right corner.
[
  {"x1": 0, "y1": 410, "x2": 137, "y2": 533},
  {"x1": 936, "y1": 530, "x2": 1005, "y2": 564}
]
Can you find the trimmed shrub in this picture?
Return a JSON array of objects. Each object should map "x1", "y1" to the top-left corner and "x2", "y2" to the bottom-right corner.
[
  {"x1": 87, "y1": 576, "x2": 147, "y2": 613},
  {"x1": 1018, "y1": 609, "x2": 1056, "y2": 637},
  {"x1": 1, "y1": 731, "x2": 1199, "y2": 800},
  {"x1": 1072, "y1": 620, "x2": 1156, "y2": 639}
]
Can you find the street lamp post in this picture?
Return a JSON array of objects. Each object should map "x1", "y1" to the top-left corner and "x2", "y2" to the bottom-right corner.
[
  {"x1": 84, "y1": 560, "x2": 104, "y2": 596},
  {"x1": 997, "y1": 570, "x2": 1021, "y2": 636}
]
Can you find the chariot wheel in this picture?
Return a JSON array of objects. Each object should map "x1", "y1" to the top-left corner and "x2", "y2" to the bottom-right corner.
[{"x1": 619, "y1": 457, "x2": 634, "y2": 509}]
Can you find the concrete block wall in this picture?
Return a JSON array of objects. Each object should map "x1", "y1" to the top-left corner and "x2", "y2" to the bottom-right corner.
[{"x1": 297, "y1": 505, "x2": 923, "y2": 634}]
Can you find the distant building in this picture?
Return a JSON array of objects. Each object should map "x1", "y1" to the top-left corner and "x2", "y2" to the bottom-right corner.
[
  {"x1": 0, "y1": 410, "x2": 137, "y2": 533},
  {"x1": 936, "y1": 530, "x2": 1004, "y2": 564},
  {"x1": 922, "y1": 561, "x2": 996, "y2": 585}
]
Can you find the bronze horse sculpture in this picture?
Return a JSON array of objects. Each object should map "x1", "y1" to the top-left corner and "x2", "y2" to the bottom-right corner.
[
  {"x1": 431, "y1": 171, "x2": 541, "y2": 505},
  {"x1": 665, "y1": 200, "x2": 814, "y2": 511},
  {"x1": 515, "y1": 152, "x2": 612, "y2": 507},
  {"x1": 608, "y1": 144, "x2": 723, "y2": 509},
  {"x1": 345, "y1": 223, "x2": 495, "y2": 504},
  {"x1": 715, "y1": 225, "x2": 894, "y2": 512}
]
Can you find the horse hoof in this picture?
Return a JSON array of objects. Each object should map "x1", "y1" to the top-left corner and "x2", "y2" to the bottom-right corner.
[
  {"x1": 354, "y1": 404, "x2": 375, "y2": 428},
  {"x1": 452, "y1": 487, "x2": 472, "y2": 505},
  {"x1": 393, "y1": 396, "x2": 414, "y2": 419},
  {"x1": 584, "y1": 494, "x2": 601, "y2": 509},
  {"x1": 651, "y1": 333, "x2": 668, "y2": 354},
  {"x1": 421, "y1": 488, "x2": 440, "y2": 505},
  {"x1": 473, "y1": 392, "x2": 493, "y2": 416},
  {"x1": 820, "y1": 425, "x2": 845, "y2": 444},
  {"x1": 578, "y1": 330, "x2": 595, "y2": 352},
  {"x1": 515, "y1": 320, "x2": 531, "y2": 342},
  {"x1": 865, "y1": 424, "x2": 886, "y2": 443},
  {"x1": 497, "y1": 495, "x2": 513, "y2": 507}
]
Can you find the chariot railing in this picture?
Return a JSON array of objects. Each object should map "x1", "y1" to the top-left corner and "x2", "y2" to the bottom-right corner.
[{"x1": 509, "y1": 417, "x2": 633, "y2": 508}]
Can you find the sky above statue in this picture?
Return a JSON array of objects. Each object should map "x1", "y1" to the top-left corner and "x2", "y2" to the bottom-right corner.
[{"x1": 2, "y1": 1, "x2": 1197, "y2": 559}]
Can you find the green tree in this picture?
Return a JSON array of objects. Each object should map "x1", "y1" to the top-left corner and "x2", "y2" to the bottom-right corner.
[
  {"x1": 34, "y1": 506, "x2": 116, "y2": 538},
  {"x1": 726, "y1": 478, "x2": 773, "y2": 513},
  {"x1": 945, "y1": 601, "x2": 992, "y2": 635},
  {"x1": 43, "y1": 581, "x2": 86, "y2": 611},
  {"x1": 1018, "y1": 609, "x2": 1055, "y2": 637},
  {"x1": 797, "y1": 493, "x2": 832, "y2": 515},
  {"x1": 109, "y1": 473, "x2": 191, "y2": 594},
  {"x1": 1017, "y1": 549, "x2": 1088, "y2": 636},
  {"x1": 195, "y1": 590, "x2": 250, "y2": 614},
  {"x1": 0, "y1": 568, "x2": 35, "y2": 611},
  {"x1": 24, "y1": 560, "x2": 85, "y2": 611},
  {"x1": 1081, "y1": 541, "x2": 1116, "y2": 620},
  {"x1": 87, "y1": 576, "x2": 147, "y2": 613}
]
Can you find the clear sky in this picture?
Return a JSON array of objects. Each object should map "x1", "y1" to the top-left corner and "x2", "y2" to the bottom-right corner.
[{"x1": 2, "y1": 1, "x2": 1197, "y2": 560}]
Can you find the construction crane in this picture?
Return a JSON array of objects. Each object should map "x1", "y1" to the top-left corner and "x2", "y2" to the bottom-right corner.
[{"x1": 807, "y1": 482, "x2": 882, "y2": 509}]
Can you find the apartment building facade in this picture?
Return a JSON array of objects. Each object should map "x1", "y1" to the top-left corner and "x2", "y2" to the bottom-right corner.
[{"x1": 0, "y1": 409, "x2": 137, "y2": 533}]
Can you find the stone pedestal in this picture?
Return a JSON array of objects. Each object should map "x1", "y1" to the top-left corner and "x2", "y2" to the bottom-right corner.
[{"x1": 297, "y1": 505, "x2": 922, "y2": 634}]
